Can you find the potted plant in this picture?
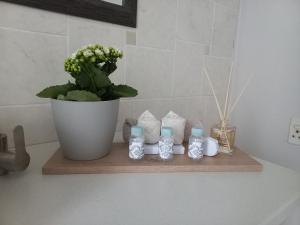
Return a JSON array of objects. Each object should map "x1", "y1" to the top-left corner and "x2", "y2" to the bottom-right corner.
[{"x1": 37, "y1": 44, "x2": 137, "y2": 160}]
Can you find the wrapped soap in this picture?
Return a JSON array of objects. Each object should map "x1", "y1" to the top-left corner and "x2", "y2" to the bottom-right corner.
[
  {"x1": 137, "y1": 110, "x2": 161, "y2": 144},
  {"x1": 161, "y1": 111, "x2": 186, "y2": 145},
  {"x1": 184, "y1": 119, "x2": 204, "y2": 142}
]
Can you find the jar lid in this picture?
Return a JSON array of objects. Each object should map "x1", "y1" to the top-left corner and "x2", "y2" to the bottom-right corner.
[
  {"x1": 131, "y1": 126, "x2": 143, "y2": 137},
  {"x1": 161, "y1": 127, "x2": 173, "y2": 137},
  {"x1": 192, "y1": 128, "x2": 204, "y2": 137}
]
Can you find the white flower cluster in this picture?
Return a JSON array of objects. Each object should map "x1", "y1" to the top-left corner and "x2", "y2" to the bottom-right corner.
[{"x1": 65, "y1": 44, "x2": 123, "y2": 74}]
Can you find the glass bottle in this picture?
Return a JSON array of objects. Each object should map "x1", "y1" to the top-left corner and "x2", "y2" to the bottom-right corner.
[
  {"x1": 188, "y1": 128, "x2": 204, "y2": 160},
  {"x1": 158, "y1": 127, "x2": 174, "y2": 160},
  {"x1": 129, "y1": 126, "x2": 144, "y2": 160},
  {"x1": 211, "y1": 120, "x2": 236, "y2": 154}
]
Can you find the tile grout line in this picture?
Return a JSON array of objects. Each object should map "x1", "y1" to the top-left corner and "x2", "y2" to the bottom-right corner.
[
  {"x1": 8, "y1": 140, "x2": 59, "y2": 150},
  {"x1": 66, "y1": 16, "x2": 70, "y2": 56},
  {"x1": 135, "y1": 1, "x2": 140, "y2": 48},
  {"x1": 229, "y1": 0, "x2": 243, "y2": 117},
  {"x1": 205, "y1": 55, "x2": 233, "y2": 60},
  {"x1": 209, "y1": 1, "x2": 217, "y2": 57},
  {"x1": 68, "y1": 15, "x2": 133, "y2": 32},
  {"x1": 0, "y1": 25, "x2": 66, "y2": 38},
  {"x1": 201, "y1": 0, "x2": 214, "y2": 100},
  {"x1": 214, "y1": 2, "x2": 240, "y2": 14},
  {"x1": 120, "y1": 95, "x2": 214, "y2": 103},
  {"x1": 124, "y1": 32, "x2": 129, "y2": 85},
  {"x1": 0, "y1": 103, "x2": 51, "y2": 109},
  {"x1": 175, "y1": 37, "x2": 209, "y2": 47},
  {"x1": 0, "y1": 94, "x2": 214, "y2": 109},
  {"x1": 125, "y1": 44, "x2": 174, "y2": 53},
  {"x1": 170, "y1": 0, "x2": 180, "y2": 101}
]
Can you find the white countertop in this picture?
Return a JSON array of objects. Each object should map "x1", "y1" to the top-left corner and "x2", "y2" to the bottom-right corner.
[{"x1": 0, "y1": 142, "x2": 300, "y2": 225}]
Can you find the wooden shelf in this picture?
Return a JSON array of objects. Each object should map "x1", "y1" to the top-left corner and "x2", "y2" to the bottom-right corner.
[{"x1": 42, "y1": 143, "x2": 262, "y2": 175}]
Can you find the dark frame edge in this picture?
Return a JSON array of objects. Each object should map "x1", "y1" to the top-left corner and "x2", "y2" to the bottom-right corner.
[{"x1": 0, "y1": 0, "x2": 137, "y2": 28}]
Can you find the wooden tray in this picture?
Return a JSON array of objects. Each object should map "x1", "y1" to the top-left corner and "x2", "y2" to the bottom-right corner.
[{"x1": 42, "y1": 143, "x2": 262, "y2": 174}]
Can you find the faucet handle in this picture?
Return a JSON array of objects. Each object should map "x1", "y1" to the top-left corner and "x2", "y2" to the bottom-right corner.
[
  {"x1": 13, "y1": 126, "x2": 30, "y2": 170},
  {"x1": 0, "y1": 133, "x2": 8, "y2": 175},
  {"x1": 0, "y1": 126, "x2": 30, "y2": 175},
  {"x1": 14, "y1": 126, "x2": 26, "y2": 154},
  {"x1": 0, "y1": 133, "x2": 8, "y2": 153}
]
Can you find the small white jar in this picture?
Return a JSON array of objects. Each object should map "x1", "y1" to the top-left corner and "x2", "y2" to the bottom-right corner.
[
  {"x1": 188, "y1": 128, "x2": 204, "y2": 160},
  {"x1": 129, "y1": 126, "x2": 144, "y2": 160},
  {"x1": 158, "y1": 127, "x2": 174, "y2": 160}
]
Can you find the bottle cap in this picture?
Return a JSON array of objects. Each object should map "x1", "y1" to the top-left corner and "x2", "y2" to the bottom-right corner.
[
  {"x1": 161, "y1": 127, "x2": 173, "y2": 137},
  {"x1": 131, "y1": 126, "x2": 143, "y2": 137},
  {"x1": 191, "y1": 128, "x2": 204, "y2": 137}
]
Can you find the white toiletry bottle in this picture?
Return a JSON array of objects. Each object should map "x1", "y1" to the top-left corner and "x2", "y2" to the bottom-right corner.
[
  {"x1": 158, "y1": 127, "x2": 174, "y2": 160},
  {"x1": 129, "y1": 126, "x2": 144, "y2": 160},
  {"x1": 188, "y1": 128, "x2": 204, "y2": 160}
]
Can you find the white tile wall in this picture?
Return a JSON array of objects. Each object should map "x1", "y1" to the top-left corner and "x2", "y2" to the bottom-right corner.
[
  {"x1": 125, "y1": 46, "x2": 173, "y2": 99},
  {"x1": 177, "y1": 0, "x2": 214, "y2": 45},
  {"x1": 0, "y1": 104, "x2": 57, "y2": 148},
  {"x1": 172, "y1": 97, "x2": 206, "y2": 122},
  {"x1": 0, "y1": 29, "x2": 67, "y2": 106},
  {"x1": 213, "y1": 0, "x2": 240, "y2": 12},
  {"x1": 68, "y1": 17, "x2": 126, "y2": 52},
  {"x1": 0, "y1": 2, "x2": 67, "y2": 35},
  {"x1": 210, "y1": 4, "x2": 239, "y2": 57},
  {"x1": 173, "y1": 40, "x2": 207, "y2": 97},
  {"x1": 137, "y1": 0, "x2": 177, "y2": 50},
  {"x1": 0, "y1": 1, "x2": 239, "y2": 147}
]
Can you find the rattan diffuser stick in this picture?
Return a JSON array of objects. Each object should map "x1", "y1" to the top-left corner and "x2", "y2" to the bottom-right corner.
[
  {"x1": 203, "y1": 67, "x2": 224, "y2": 122},
  {"x1": 223, "y1": 62, "x2": 234, "y2": 121},
  {"x1": 227, "y1": 73, "x2": 254, "y2": 119}
]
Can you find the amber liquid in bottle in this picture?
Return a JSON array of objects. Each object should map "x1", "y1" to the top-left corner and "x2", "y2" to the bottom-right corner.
[{"x1": 211, "y1": 122, "x2": 236, "y2": 154}]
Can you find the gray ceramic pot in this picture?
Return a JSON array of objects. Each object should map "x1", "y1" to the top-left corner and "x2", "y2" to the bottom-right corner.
[{"x1": 51, "y1": 99, "x2": 119, "y2": 160}]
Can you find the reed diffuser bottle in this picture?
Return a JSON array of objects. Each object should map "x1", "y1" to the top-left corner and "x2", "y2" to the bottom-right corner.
[
  {"x1": 204, "y1": 61, "x2": 253, "y2": 155},
  {"x1": 211, "y1": 121, "x2": 236, "y2": 154}
]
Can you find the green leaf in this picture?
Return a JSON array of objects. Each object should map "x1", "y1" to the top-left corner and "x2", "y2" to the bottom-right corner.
[
  {"x1": 76, "y1": 73, "x2": 91, "y2": 89},
  {"x1": 101, "y1": 62, "x2": 117, "y2": 75},
  {"x1": 80, "y1": 63, "x2": 111, "y2": 91},
  {"x1": 94, "y1": 70, "x2": 111, "y2": 89},
  {"x1": 57, "y1": 94, "x2": 66, "y2": 100},
  {"x1": 36, "y1": 82, "x2": 76, "y2": 99},
  {"x1": 100, "y1": 85, "x2": 116, "y2": 101},
  {"x1": 78, "y1": 63, "x2": 97, "y2": 92},
  {"x1": 97, "y1": 88, "x2": 106, "y2": 97},
  {"x1": 65, "y1": 90, "x2": 101, "y2": 101},
  {"x1": 111, "y1": 85, "x2": 138, "y2": 98}
]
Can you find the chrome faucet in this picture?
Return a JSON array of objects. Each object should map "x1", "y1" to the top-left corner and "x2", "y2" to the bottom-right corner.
[{"x1": 0, "y1": 126, "x2": 30, "y2": 175}]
